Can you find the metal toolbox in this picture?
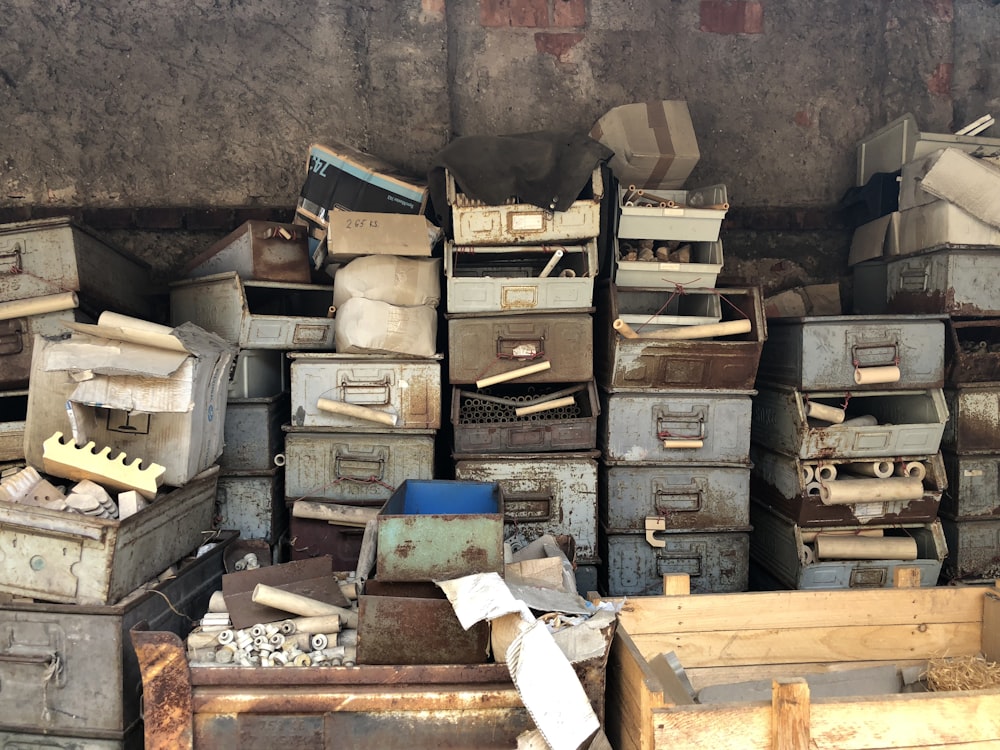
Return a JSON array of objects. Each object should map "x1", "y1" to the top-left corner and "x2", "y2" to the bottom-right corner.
[
  {"x1": 887, "y1": 248, "x2": 1000, "y2": 317},
  {"x1": 0, "y1": 217, "x2": 153, "y2": 318},
  {"x1": 596, "y1": 284, "x2": 765, "y2": 391},
  {"x1": 941, "y1": 453, "x2": 1000, "y2": 520},
  {"x1": 0, "y1": 530, "x2": 234, "y2": 738},
  {"x1": 603, "y1": 284, "x2": 723, "y2": 330},
  {"x1": 749, "y1": 500, "x2": 947, "y2": 590},
  {"x1": 599, "y1": 389, "x2": 753, "y2": 465},
  {"x1": 940, "y1": 517, "x2": 1000, "y2": 581},
  {"x1": 281, "y1": 430, "x2": 435, "y2": 503},
  {"x1": 215, "y1": 469, "x2": 286, "y2": 545},
  {"x1": 453, "y1": 452, "x2": 599, "y2": 564},
  {"x1": 616, "y1": 183, "x2": 728, "y2": 242},
  {"x1": 600, "y1": 461, "x2": 749, "y2": 533},
  {"x1": 613, "y1": 238, "x2": 723, "y2": 290},
  {"x1": 170, "y1": 271, "x2": 335, "y2": 349},
  {"x1": 446, "y1": 310, "x2": 594, "y2": 384},
  {"x1": 289, "y1": 353, "x2": 441, "y2": 430},
  {"x1": 287, "y1": 507, "x2": 373, "y2": 569},
  {"x1": 749, "y1": 443, "x2": 945, "y2": 527},
  {"x1": 180, "y1": 220, "x2": 310, "y2": 282},
  {"x1": 0, "y1": 389, "x2": 27, "y2": 462},
  {"x1": 756, "y1": 314, "x2": 945, "y2": 391},
  {"x1": 751, "y1": 384, "x2": 949, "y2": 459},
  {"x1": 599, "y1": 526, "x2": 749, "y2": 595},
  {"x1": 228, "y1": 348, "x2": 288, "y2": 399},
  {"x1": 220, "y1": 393, "x2": 289, "y2": 472},
  {"x1": 0, "y1": 307, "x2": 93, "y2": 389},
  {"x1": 943, "y1": 384, "x2": 1000, "y2": 454},
  {"x1": 0, "y1": 466, "x2": 220, "y2": 605},
  {"x1": 447, "y1": 167, "x2": 602, "y2": 245},
  {"x1": 946, "y1": 318, "x2": 1000, "y2": 384},
  {"x1": 444, "y1": 239, "x2": 597, "y2": 313},
  {"x1": 451, "y1": 381, "x2": 599, "y2": 454}
]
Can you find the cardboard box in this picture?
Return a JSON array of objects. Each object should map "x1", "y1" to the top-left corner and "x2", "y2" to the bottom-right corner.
[
  {"x1": 897, "y1": 200, "x2": 1000, "y2": 257},
  {"x1": 590, "y1": 101, "x2": 700, "y2": 189},
  {"x1": 904, "y1": 148, "x2": 1000, "y2": 228},
  {"x1": 180, "y1": 220, "x2": 311, "y2": 283},
  {"x1": 325, "y1": 208, "x2": 438, "y2": 260},
  {"x1": 848, "y1": 212, "x2": 899, "y2": 266},
  {"x1": 764, "y1": 283, "x2": 842, "y2": 318},
  {"x1": 23, "y1": 319, "x2": 236, "y2": 487}
]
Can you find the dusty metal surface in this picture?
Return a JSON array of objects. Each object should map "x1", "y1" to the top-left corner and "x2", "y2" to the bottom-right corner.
[
  {"x1": 214, "y1": 470, "x2": 286, "y2": 544},
  {"x1": 288, "y1": 512, "x2": 368, "y2": 568},
  {"x1": 131, "y1": 629, "x2": 195, "y2": 750},
  {"x1": 945, "y1": 318, "x2": 1000, "y2": 384},
  {"x1": 940, "y1": 518, "x2": 1000, "y2": 581},
  {"x1": 942, "y1": 386, "x2": 1000, "y2": 454},
  {"x1": 887, "y1": 247, "x2": 1000, "y2": 317},
  {"x1": 0, "y1": 389, "x2": 27, "y2": 461},
  {"x1": 221, "y1": 394, "x2": 289, "y2": 472},
  {"x1": 941, "y1": 452, "x2": 1000, "y2": 521},
  {"x1": 376, "y1": 513, "x2": 504, "y2": 582},
  {"x1": 181, "y1": 220, "x2": 310, "y2": 283}
]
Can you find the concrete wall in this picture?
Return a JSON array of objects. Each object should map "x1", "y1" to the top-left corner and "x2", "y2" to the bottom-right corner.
[{"x1": 2, "y1": 0, "x2": 999, "y2": 287}]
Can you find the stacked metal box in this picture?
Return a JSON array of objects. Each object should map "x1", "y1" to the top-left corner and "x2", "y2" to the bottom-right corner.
[
  {"x1": 595, "y1": 181, "x2": 764, "y2": 596},
  {"x1": 443, "y1": 168, "x2": 604, "y2": 591},
  {"x1": 749, "y1": 315, "x2": 950, "y2": 589}
]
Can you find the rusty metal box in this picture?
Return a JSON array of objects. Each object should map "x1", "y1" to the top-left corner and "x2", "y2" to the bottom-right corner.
[
  {"x1": 444, "y1": 239, "x2": 598, "y2": 313},
  {"x1": 289, "y1": 354, "x2": 441, "y2": 430},
  {"x1": 757, "y1": 314, "x2": 945, "y2": 391},
  {"x1": 287, "y1": 508, "x2": 372, "y2": 569},
  {"x1": 749, "y1": 443, "x2": 945, "y2": 527},
  {"x1": 0, "y1": 307, "x2": 93, "y2": 389},
  {"x1": 0, "y1": 389, "x2": 27, "y2": 462},
  {"x1": 180, "y1": 220, "x2": 310, "y2": 282},
  {"x1": 454, "y1": 452, "x2": 599, "y2": 565},
  {"x1": 376, "y1": 480, "x2": 504, "y2": 582},
  {"x1": 599, "y1": 526, "x2": 749, "y2": 595},
  {"x1": 599, "y1": 389, "x2": 753, "y2": 465},
  {"x1": 943, "y1": 384, "x2": 1000, "y2": 455},
  {"x1": 0, "y1": 217, "x2": 153, "y2": 318},
  {"x1": 220, "y1": 393, "x2": 289, "y2": 472},
  {"x1": 0, "y1": 467, "x2": 220, "y2": 605},
  {"x1": 596, "y1": 284, "x2": 765, "y2": 391},
  {"x1": 945, "y1": 318, "x2": 1000, "y2": 384},
  {"x1": 447, "y1": 167, "x2": 602, "y2": 245},
  {"x1": 170, "y1": 271, "x2": 335, "y2": 349},
  {"x1": 452, "y1": 381, "x2": 599, "y2": 454},
  {"x1": 281, "y1": 430, "x2": 435, "y2": 503},
  {"x1": 227, "y1": 348, "x2": 288, "y2": 399},
  {"x1": 600, "y1": 462, "x2": 750, "y2": 533},
  {"x1": 941, "y1": 453, "x2": 1000, "y2": 521},
  {"x1": 751, "y1": 384, "x2": 948, "y2": 459},
  {"x1": 446, "y1": 310, "x2": 594, "y2": 384},
  {"x1": 887, "y1": 248, "x2": 1000, "y2": 317},
  {"x1": 940, "y1": 517, "x2": 1000, "y2": 581},
  {"x1": 215, "y1": 469, "x2": 286, "y2": 545},
  {"x1": 0, "y1": 530, "x2": 234, "y2": 738},
  {"x1": 749, "y1": 500, "x2": 947, "y2": 590}
]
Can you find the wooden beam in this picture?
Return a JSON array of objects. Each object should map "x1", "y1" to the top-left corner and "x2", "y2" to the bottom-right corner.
[{"x1": 771, "y1": 678, "x2": 810, "y2": 750}]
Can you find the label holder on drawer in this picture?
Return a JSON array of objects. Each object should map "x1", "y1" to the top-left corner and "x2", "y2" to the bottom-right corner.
[{"x1": 504, "y1": 489, "x2": 553, "y2": 522}]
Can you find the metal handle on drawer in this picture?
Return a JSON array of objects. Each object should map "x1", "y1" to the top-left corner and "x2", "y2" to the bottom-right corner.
[
  {"x1": 497, "y1": 335, "x2": 546, "y2": 360},
  {"x1": 0, "y1": 243, "x2": 23, "y2": 273},
  {"x1": 656, "y1": 412, "x2": 706, "y2": 442},
  {"x1": 0, "y1": 649, "x2": 65, "y2": 686},
  {"x1": 898, "y1": 266, "x2": 929, "y2": 292},
  {"x1": 851, "y1": 342, "x2": 898, "y2": 368},
  {"x1": 503, "y1": 490, "x2": 553, "y2": 521},
  {"x1": 0, "y1": 319, "x2": 24, "y2": 355},
  {"x1": 656, "y1": 556, "x2": 703, "y2": 578},
  {"x1": 339, "y1": 375, "x2": 391, "y2": 405},
  {"x1": 334, "y1": 450, "x2": 387, "y2": 482},
  {"x1": 654, "y1": 484, "x2": 703, "y2": 514}
]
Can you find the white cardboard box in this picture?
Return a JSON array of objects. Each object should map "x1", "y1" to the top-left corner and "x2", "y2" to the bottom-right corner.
[
  {"x1": 23, "y1": 321, "x2": 236, "y2": 487},
  {"x1": 897, "y1": 200, "x2": 1000, "y2": 257},
  {"x1": 907, "y1": 148, "x2": 1000, "y2": 228}
]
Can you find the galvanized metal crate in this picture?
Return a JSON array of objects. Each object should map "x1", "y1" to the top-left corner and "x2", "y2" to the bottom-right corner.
[
  {"x1": 943, "y1": 384, "x2": 1000, "y2": 455},
  {"x1": 616, "y1": 183, "x2": 728, "y2": 242},
  {"x1": 181, "y1": 220, "x2": 310, "y2": 282},
  {"x1": 281, "y1": 430, "x2": 435, "y2": 503},
  {"x1": 0, "y1": 389, "x2": 27, "y2": 462},
  {"x1": 750, "y1": 384, "x2": 948, "y2": 460},
  {"x1": 215, "y1": 469, "x2": 286, "y2": 545},
  {"x1": 612, "y1": 237, "x2": 724, "y2": 290},
  {"x1": 0, "y1": 307, "x2": 93, "y2": 389},
  {"x1": 600, "y1": 461, "x2": 750, "y2": 533},
  {"x1": 289, "y1": 354, "x2": 441, "y2": 430},
  {"x1": 940, "y1": 517, "x2": 1000, "y2": 581},
  {"x1": 454, "y1": 452, "x2": 599, "y2": 564},
  {"x1": 945, "y1": 318, "x2": 1000, "y2": 384},
  {"x1": 0, "y1": 530, "x2": 235, "y2": 737},
  {"x1": 446, "y1": 310, "x2": 594, "y2": 385},
  {"x1": 749, "y1": 499, "x2": 947, "y2": 590},
  {"x1": 221, "y1": 393, "x2": 289, "y2": 472},
  {"x1": 599, "y1": 526, "x2": 749, "y2": 595},
  {"x1": 227, "y1": 348, "x2": 288, "y2": 399},
  {"x1": 941, "y1": 452, "x2": 1000, "y2": 521},
  {"x1": 596, "y1": 284, "x2": 765, "y2": 391},
  {"x1": 756, "y1": 314, "x2": 945, "y2": 391},
  {"x1": 599, "y1": 389, "x2": 753, "y2": 465},
  {"x1": 887, "y1": 247, "x2": 1000, "y2": 317},
  {"x1": 451, "y1": 381, "x2": 599, "y2": 454}
]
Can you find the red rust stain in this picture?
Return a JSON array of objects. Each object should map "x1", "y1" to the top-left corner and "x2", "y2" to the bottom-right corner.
[
  {"x1": 928, "y1": 62, "x2": 953, "y2": 97},
  {"x1": 534, "y1": 32, "x2": 584, "y2": 62},
  {"x1": 699, "y1": 0, "x2": 764, "y2": 34},
  {"x1": 926, "y1": 0, "x2": 953, "y2": 22},
  {"x1": 394, "y1": 541, "x2": 415, "y2": 558},
  {"x1": 793, "y1": 110, "x2": 812, "y2": 128}
]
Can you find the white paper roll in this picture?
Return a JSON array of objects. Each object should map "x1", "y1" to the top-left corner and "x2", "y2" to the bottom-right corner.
[
  {"x1": 840, "y1": 415, "x2": 878, "y2": 427},
  {"x1": 662, "y1": 439, "x2": 704, "y2": 449},
  {"x1": 819, "y1": 476, "x2": 924, "y2": 505},
  {"x1": 801, "y1": 465, "x2": 815, "y2": 485},
  {"x1": 804, "y1": 481, "x2": 823, "y2": 496},
  {"x1": 806, "y1": 402, "x2": 846, "y2": 424},
  {"x1": 894, "y1": 461, "x2": 927, "y2": 481},
  {"x1": 0, "y1": 291, "x2": 79, "y2": 322},
  {"x1": 854, "y1": 365, "x2": 901, "y2": 385},
  {"x1": 814, "y1": 534, "x2": 918, "y2": 561},
  {"x1": 815, "y1": 464, "x2": 838, "y2": 482},
  {"x1": 843, "y1": 460, "x2": 894, "y2": 479}
]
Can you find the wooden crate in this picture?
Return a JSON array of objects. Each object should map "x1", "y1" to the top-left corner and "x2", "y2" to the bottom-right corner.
[{"x1": 607, "y1": 576, "x2": 1000, "y2": 750}]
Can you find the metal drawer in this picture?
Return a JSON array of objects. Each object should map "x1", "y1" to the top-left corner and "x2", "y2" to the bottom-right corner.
[
  {"x1": 941, "y1": 453, "x2": 1000, "y2": 521},
  {"x1": 943, "y1": 385, "x2": 1000, "y2": 454},
  {"x1": 227, "y1": 348, "x2": 288, "y2": 399},
  {"x1": 0, "y1": 308, "x2": 93, "y2": 389},
  {"x1": 945, "y1": 318, "x2": 1000, "y2": 384},
  {"x1": 887, "y1": 248, "x2": 1000, "y2": 316},
  {"x1": 221, "y1": 393, "x2": 289, "y2": 472},
  {"x1": 940, "y1": 517, "x2": 1000, "y2": 581},
  {"x1": 0, "y1": 389, "x2": 27, "y2": 462},
  {"x1": 215, "y1": 469, "x2": 287, "y2": 545}
]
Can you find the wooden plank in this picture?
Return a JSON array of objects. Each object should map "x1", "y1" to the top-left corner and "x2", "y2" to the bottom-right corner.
[
  {"x1": 662, "y1": 574, "x2": 690, "y2": 596},
  {"x1": 629, "y1": 622, "x2": 982, "y2": 668},
  {"x1": 893, "y1": 566, "x2": 922, "y2": 588},
  {"x1": 616, "y1": 588, "x2": 986, "y2": 638},
  {"x1": 606, "y1": 630, "x2": 666, "y2": 750},
  {"x1": 771, "y1": 679, "x2": 809, "y2": 750},
  {"x1": 983, "y1": 591, "x2": 1000, "y2": 662},
  {"x1": 686, "y1": 659, "x2": 930, "y2": 691}
]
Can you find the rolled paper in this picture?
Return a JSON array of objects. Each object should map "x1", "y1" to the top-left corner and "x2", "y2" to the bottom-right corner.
[
  {"x1": 559, "y1": 268, "x2": 577, "y2": 278},
  {"x1": 316, "y1": 398, "x2": 397, "y2": 427},
  {"x1": 854, "y1": 365, "x2": 901, "y2": 385},
  {"x1": 0, "y1": 291, "x2": 79, "y2": 322},
  {"x1": 840, "y1": 415, "x2": 878, "y2": 427},
  {"x1": 252, "y1": 584, "x2": 354, "y2": 621},
  {"x1": 800, "y1": 528, "x2": 884, "y2": 543},
  {"x1": 800, "y1": 545, "x2": 816, "y2": 565},
  {"x1": 804, "y1": 481, "x2": 823, "y2": 496},
  {"x1": 662, "y1": 439, "x2": 704, "y2": 449},
  {"x1": 514, "y1": 395, "x2": 575, "y2": 417},
  {"x1": 289, "y1": 614, "x2": 346, "y2": 634},
  {"x1": 815, "y1": 464, "x2": 838, "y2": 482},
  {"x1": 819, "y1": 476, "x2": 924, "y2": 505},
  {"x1": 814, "y1": 534, "x2": 918, "y2": 561},
  {"x1": 895, "y1": 461, "x2": 927, "y2": 481},
  {"x1": 476, "y1": 360, "x2": 552, "y2": 388},
  {"x1": 613, "y1": 318, "x2": 640, "y2": 339},
  {"x1": 538, "y1": 248, "x2": 564, "y2": 278},
  {"x1": 806, "y1": 401, "x2": 846, "y2": 424},
  {"x1": 843, "y1": 460, "x2": 894, "y2": 479},
  {"x1": 801, "y1": 465, "x2": 815, "y2": 485},
  {"x1": 638, "y1": 319, "x2": 752, "y2": 341}
]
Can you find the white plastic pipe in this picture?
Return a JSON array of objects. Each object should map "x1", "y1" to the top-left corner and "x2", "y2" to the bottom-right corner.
[
  {"x1": 854, "y1": 365, "x2": 901, "y2": 385},
  {"x1": 476, "y1": 360, "x2": 551, "y2": 388},
  {"x1": 815, "y1": 534, "x2": 918, "y2": 561},
  {"x1": 316, "y1": 398, "x2": 397, "y2": 427},
  {"x1": 843, "y1": 460, "x2": 895, "y2": 479},
  {"x1": 0, "y1": 291, "x2": 79, "y2": 321},
  {"x1": 894, "y1": 461, "x2": 927, "y2": 481},
  {"x1": 819, "y1": 476, "x2": 924, "y2": 505},
  {"x1": 806, "y1": 402, "x2": 846, "y2": 424}
]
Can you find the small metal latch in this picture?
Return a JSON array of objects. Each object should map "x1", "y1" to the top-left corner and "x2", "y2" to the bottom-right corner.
[{"x1": 645, "y1": 516, "x2": 666, "y2": 548}]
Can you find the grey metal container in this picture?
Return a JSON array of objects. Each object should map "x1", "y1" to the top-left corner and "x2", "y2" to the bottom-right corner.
[
  {"x1": 751, "y1": 384, "x2": 948, "y2": 459},
  {"x1": 599, "y1": 527, "x2": 749, "y2": 595},
  {"x1": 0, "y1": 727, "x2": 142, "y2": 750},
  {"x1": 599, "y1": 389, "x2": 753, "y2": 464},
  {"x1": 941, "y1": 452, "x2": 1000, "y2": 520},
  {"x1": 290, "y1": 354, "x2": 441, "y2": 430},
  {"x1": 446, "y1": 310, "x2": 594, "y2": 384},
  {"x1": 940, "y1": 517, "x2": 1000, "y2": 581},
  {"x1": 942, "y1": 384, "x2": 1000, "y2": 455},
  {"x1": 757, "y1": 315, "x2": 945, "y2": 391},
  {"x1": 596, "y1": 284, "x2": 765, "y2": 391},
  {"x1": 0, "y1": 217, "x2": 153, "y2": 318},
  {"x1": 0, "y1": 307, "x2": 93, "y2": 389},
  {"x1": 454, "y1": 452, "x2": 599, "y2": 564},
  {"x1": 227, "y1": 348, "x2": 288, "y2": 399},
  {"x1": 221, "y1": 393, "x2": 289, "y2": 472},
  {"x1": 887, "y1": 247, "x2": 1000, "y2": 316},
  {"x1": 749, "y1": 500, "x2": 947, "y2": 590},
  {"x1": 945, "y1": 318, "x2": 1000, "y2": 384},
  {"x1": 281, "y1": 430, "x2": 435, "y2": 503},
  {"x1": 0, "y1": 530, "x2": 235, "y2": 737},
  {"x1": 600, "y1": 461, "x2": 749, "y2": 533},
  {"x1": 0, "y1": 389, "x2": 27, "y2": 462},
  {"x1": 216, "y1": 469, "x2": 287, "y2": 545}
]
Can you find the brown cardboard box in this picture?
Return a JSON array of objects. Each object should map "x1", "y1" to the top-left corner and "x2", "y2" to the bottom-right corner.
[
  {"x1": 764, "y1": 283, "x2": 842, "y2": 318},
  {"x1": 848, "y1": 212, "x2": 899, "y2": 266}
]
